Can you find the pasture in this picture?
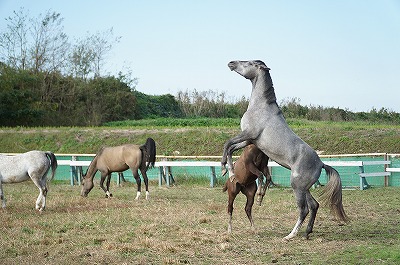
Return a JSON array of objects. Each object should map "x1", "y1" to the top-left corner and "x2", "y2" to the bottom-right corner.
[{"x1": 1, "y1": 180, "x2": 399, "y2": 264}]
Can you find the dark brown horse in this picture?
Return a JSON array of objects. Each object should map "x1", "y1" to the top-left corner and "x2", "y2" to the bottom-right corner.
[
  {"x1": 81, "y1": 138, "x2": 156, "y2": 200},
  {"x1": 223, "y1": 144, "x2": 271, "y2": 233}
]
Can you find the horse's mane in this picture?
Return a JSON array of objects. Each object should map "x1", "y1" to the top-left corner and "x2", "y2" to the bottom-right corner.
[{"x1": 84, "y1": 147, "x2": 104, "y2": 177}]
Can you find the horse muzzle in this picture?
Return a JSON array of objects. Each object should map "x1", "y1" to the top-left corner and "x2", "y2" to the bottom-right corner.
[{"x1": 228, "y1": 61, "x2": 238, "y2": 71}]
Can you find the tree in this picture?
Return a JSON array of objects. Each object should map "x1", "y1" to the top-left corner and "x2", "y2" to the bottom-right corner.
[
  {"x1": 70, "y1": 28, "x2": 120, "y2": 79},
  {"x1": 29, "y1": 10, "x2": 70, "y2": 74},
  {"x1": 70, "y1": 38, "x2": 95, "y2": 80},
  {"x1": 0, "y1": 8, "x2": 70, "y2": 74},
  {"x1": 82, "y1": 76, "x2": 137, "y2": 125},
  {"x1": 0, "y1": 8, "x2": 29, "y2": 70}
]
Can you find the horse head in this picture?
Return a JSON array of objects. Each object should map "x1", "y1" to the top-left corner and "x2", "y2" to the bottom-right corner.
[
  {"x1": 228, "y1": 60, "x2": 270, "y2": 80},
  {"x1": 80, "y1": 175, "x2": 94, "y2": 197}
]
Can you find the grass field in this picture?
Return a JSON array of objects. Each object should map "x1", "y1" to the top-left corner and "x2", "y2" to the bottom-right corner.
[
  {"x1": 1, "y1": 180, "x2": 399, "y2": 265},
  {"x1": 1, "y1": 118, "x2": 400, "y2": 155}
]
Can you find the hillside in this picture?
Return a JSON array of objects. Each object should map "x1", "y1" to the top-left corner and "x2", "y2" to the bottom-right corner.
[{"x1": 0, "y1": 119, "x2": 399, "y2": 155}]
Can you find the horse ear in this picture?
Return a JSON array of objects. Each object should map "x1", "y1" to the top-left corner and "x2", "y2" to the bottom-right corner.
[{"x1": 254, "y1": 61, "x2": 270, "y2": 71}]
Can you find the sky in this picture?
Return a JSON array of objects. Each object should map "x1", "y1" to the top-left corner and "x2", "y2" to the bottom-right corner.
[{"x1": 1, "y1": 0, "x2": 399, "y2": 112}]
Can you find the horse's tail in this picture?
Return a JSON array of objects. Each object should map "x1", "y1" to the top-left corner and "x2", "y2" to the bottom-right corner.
[
  {"x1": 319, "y1": 164, "x2": 349, "y2": 222},
  {"x1": 140, "y1": 138, "x2": 156, "y2": 170},
  {"x1": 45, "y1": 151, "x2": 58, "y2": 181}
]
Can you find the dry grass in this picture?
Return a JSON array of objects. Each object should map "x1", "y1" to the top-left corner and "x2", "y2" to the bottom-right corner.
[{"x1": 0, "y1": 180, "x2": 399, "y2": 265}]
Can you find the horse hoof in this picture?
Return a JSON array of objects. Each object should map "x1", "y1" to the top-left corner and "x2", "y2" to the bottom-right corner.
[{"x1": 283, "y1": 235, "x2": 293, "y2": 242}]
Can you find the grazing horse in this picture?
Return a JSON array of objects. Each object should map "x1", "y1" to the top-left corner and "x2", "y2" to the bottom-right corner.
[
  {"x1": 81, "y1": 138, "x2": 156, "y2": 200},
  {"x1": 223, "y1": 144, "x2": 271, "y2": 233},
  {"x1": 0, "y1": 151, "x2": 58, "y2": 211},
  {"x1": 221, "y1": 60, "x2": 348, "y2": 240}
]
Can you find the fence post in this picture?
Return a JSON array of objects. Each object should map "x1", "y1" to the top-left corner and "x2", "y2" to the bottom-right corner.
[
  {"x1": 158, "y1": 166, "x2": 164, "y2": 187},
  {"x1": 359, "y1": 165, "x2": 367, "y2": 190},
  {"x1": 384, "y1": 153, "x2": 389, "y2": 187},
  {"x1": 70, "y1": 156, "x2": 77, "y2": 186},
  {"x1": 210, "y1": 166, "x2": 216, "y2": 187}
]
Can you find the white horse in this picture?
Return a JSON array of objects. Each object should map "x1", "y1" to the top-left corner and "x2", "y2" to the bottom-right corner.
[
  {"x1": 221, "y1": 60, "x2": 348, "y2": 240},
  {"x1": 0, "y1": 151, "x2": 57, "y2": 211}
]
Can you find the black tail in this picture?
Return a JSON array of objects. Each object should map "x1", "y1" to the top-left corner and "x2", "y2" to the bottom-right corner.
[
  {"x1": 45, "y1": 151, "x2": 58, "y2": 181},
  {"x1": 140, "y1": 138, "x2": 156, "y2": 170}
]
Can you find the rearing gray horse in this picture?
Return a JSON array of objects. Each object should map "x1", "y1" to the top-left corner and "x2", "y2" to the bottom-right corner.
[{"x1": 221, "y1": 60, "x2": 348, "y2": 240}]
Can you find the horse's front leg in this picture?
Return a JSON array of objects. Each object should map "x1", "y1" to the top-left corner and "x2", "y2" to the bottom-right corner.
[
  {"x1": 221, "y1": 131, "x2": 254, "y2": 181},
  {"x1": 139, "y1": 168, "x2": 150, "y2": 200},
  {"x1": 100, "y1": 172, "x2": 112, "y2": 198},
  {"x1": 256, "y1": 175, "x2": 266, "y2": 206},
  {"x1": 257, "y1": 172, "x2": 272, "y2": 206},
  {"x1": 221, "y1": 133, "x2": 248, "y2": 173}
]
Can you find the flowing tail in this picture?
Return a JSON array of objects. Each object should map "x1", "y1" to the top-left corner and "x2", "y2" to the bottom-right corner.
[
  {"x1": 45, "y1": 151, "x2": 58, "y2": 181},
  {"x1": 319, "y1": 164, "x2": 349, "y2": 222},
  {"x1": 141, "y1": 138, "x2": 156, "y2": 170}
]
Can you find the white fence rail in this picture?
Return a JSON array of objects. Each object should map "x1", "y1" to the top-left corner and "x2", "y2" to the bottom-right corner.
[{"x1": 56, "y1": 157, "x2": 399, "y2": 190}]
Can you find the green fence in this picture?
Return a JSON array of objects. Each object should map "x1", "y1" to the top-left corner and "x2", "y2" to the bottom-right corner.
[{"x1": 54, "y1": 154, "x2": 400, "y2": 188}]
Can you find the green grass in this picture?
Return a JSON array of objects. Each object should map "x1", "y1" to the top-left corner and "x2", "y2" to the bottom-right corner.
[
  {"x1": 104, "y1": 117, "x2": 241, "y2": 128},
  {"x1": 0, "y1": 118, "x2": 399, "y2": 155},
  {"x1": 0, "y1": 182, "x2": 399, "y2": 264}
]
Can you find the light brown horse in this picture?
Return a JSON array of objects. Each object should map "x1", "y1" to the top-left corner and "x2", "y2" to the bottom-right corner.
[
  {"x1": 81, "y1": 138, "x2": 156, "y2": 200},
  {"x1": 223, "y1": 144, "x2": 271, "y2": 233}
]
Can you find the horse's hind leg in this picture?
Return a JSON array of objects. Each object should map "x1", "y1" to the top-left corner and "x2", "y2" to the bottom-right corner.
[
  {"x1": 39, "y1": 185, "x2": 48, "y2": 211},
  {"x1": 0, "y1": 182, "x2": 6, "y2": 208},
  {"x1": 243, "y1": 182, "x2": 257, "y2": 231},
  {"x1": 227, "y1": 181, "x2": 240, "y2": 233},
  {"x1": 31, "y1": 175, "x2": 46, "y2": 211},
  {"x1": 139, "y1": 168, "x2": 150, "y2": 200},
  {"x1": 105, "y1": 173, "x2": 113, "y2": 197},
  {"x1": 132, "y1": 170, "x2": 142, "y2": 200},
  {"x1": 304, "y1": 191, "x2": 319, "y2": 239},
  {"x1": 284, "y1": 189, "x2": 309, "y2": 241}
]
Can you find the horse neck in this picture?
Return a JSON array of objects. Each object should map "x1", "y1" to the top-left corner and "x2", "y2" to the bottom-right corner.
[
  {"x1": 249, "y1": 71, "x2": 277, "y2": 107},
  {"x1": 85, "y1": 156, "x2": 98, "y2": 179}
]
